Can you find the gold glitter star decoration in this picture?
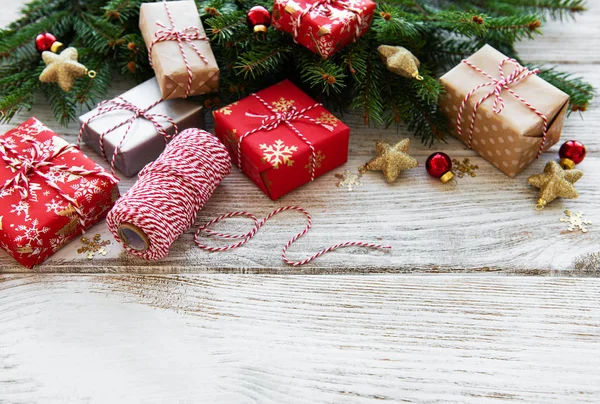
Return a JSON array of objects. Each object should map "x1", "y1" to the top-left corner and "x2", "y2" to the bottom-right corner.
[
  {"x1": 528, "y1": 161, "x2": 583, "y2": 210},
  {"x1": 77, "y1": 234, "x2": 110, "y2": 259},
  {"x1": 377, "y1": 45, "x2": 423, "y2": 80},
  {"x1": 452, "y1": 158, "x2": 479, "y2": 178},
  {"x1": 335, "y1": 170, "x2": 363, "y2": 191},
  {"x1": 361, "y1": 138, "x2": 418, "y2": 183},
  {"x1": 39, "y1": 47, "x2": 95, "y2": 92},
  {"x1": 560, "y1": 210, "x2": 592, "y2": 233}
]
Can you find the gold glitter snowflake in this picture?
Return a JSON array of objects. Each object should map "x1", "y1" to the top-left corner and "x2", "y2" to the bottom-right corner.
[
  {"x1": 452, "y1": 158, "x2": 478, "y2": 178},
  {"x1": 260, "y1": 139, "x2": 298, "y2": 168},
  {"x1": 316, "y1": 112, "x2": 339, "y2": 127},
  {"x1": 305, "y1": 150, "x2": 326, "y2": 171},
  {"x1": 335, "y1": 170, "x2": 363, "y2": 191},
  {"x1": 78, "y1": 234, "x2": 110, "y2": 259},
  {"x1": 560, "y1": 210, "x2": 592, "y2": 233},
  {"x1": 271, "y1": 97, "x2": 295, "y2": 112}
]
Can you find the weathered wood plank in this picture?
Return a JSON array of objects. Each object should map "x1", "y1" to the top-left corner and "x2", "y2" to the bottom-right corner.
[
  {"x1": 1, "y1": 2, "x2": 599, "y2": 273},
  {"x1": 1, "y1": 274, "x2": 600, "y2": 404}
]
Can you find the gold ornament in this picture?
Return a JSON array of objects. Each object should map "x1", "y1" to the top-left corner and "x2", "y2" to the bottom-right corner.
[
  {"x1": 39, "y1": 47, "x2": 96, "y2": 92},
  {"x1": 452, "y1": 158, "x2": 479, "y2": 178},
  {"x1": 560, "y1": 210, "x2": 591, "y2": 233},
  {"x1": 377, "y1": 45, "x2": 423, "y2": 80},
  {"x1": 335, "y1": 170, "x2": 363, "y2": 191},
  {"x1": 77, "y1": 233, "x2": 111, "y2": 260},
  {"x1": 528, "y1": 161, "x2": 583, "y2": 210},
  {"x1": 360, "y1": 138, "x2": 418, "y2": 183}
]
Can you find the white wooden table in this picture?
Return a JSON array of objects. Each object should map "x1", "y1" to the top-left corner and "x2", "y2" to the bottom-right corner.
[{"x1": 1, "y1": 2, "x2": 600, "y2": 403}]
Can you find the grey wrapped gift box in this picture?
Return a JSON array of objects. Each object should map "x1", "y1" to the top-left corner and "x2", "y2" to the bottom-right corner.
[{"x1": 79, "y1": 77, "x2": 204, "y2": 177}]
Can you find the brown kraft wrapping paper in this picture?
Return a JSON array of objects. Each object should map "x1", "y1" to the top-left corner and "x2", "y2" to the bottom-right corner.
[
  {"x1": 79, "y1": 77, "x2": 204, "y2": 177},
  {"x1": 139, "y1": 1, "x2": 219, "y2": 99},
  {"x1": 440, "y1": 44, "x2": 570, "y2": 177}
]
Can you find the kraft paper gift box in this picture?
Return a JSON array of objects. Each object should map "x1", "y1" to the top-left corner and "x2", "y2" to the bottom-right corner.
[
  {"x1": 440, "y1": 44, "x2": 570, "y2": 177},
  {"x1": 0, "y1": 118, "x2": 120, "y2": 268},
  {"x1": 213, "y1": 80, "x2": 350, "y2": 200},
  {"x1": 140, "y1": 0, "x2": 219, "y2": 99},
  {"x1": 79, "y1": 77, "x2": 204, "y2": 177}
]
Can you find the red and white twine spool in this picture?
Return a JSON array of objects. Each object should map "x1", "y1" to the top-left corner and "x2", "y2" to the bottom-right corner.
[
  {"x1": 106, "y1": 128, "x2": 231, "y2": 260},
  {"x1": 106, "y1": 129, "x2": 391, "y2": 264}
]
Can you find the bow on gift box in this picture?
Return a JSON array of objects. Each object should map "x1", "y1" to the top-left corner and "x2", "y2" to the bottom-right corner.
[
  {"x1": 236, "y1": 93, "x2": 334, "y2": 182},
  {"x1": 288, "y1": 0, "x2": 364, "y2": 56},
  {"x1": 148, "y1": 0, "x2": 209, "y2": 98},
  {"x1": 78, "y1": 96, "x2": 178, "y2": 175},
  {"x1": 457, "y1": 58, "x2": 549, "y2": 158},
  {"x1": 0, "y1": 136, "x2": 117, "y2": 230}
]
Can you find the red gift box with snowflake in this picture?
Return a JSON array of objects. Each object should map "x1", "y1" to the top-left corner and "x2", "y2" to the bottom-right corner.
[
  {"x1": 213, "y1": 80, "x2": 350, "y2": 200},
  {"x1": 0, "y1": 118, "x2": 120, "y2": 268},
  {"x1": 271, "y1": 0, "x2": 375, "y2": 59}
]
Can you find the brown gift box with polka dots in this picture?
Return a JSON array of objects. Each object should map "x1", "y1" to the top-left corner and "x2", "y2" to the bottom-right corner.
[
  {"x1": 439, "y1": 44, "x2": 570, "y2": 177},
  {"x1": 140, "y1": 1, "x2": 220, "y2": 100}
]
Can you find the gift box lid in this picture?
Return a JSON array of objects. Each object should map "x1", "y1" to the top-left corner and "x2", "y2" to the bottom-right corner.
[{"x1": 440, "y1": 44, "x2": 570, "y2": 139}]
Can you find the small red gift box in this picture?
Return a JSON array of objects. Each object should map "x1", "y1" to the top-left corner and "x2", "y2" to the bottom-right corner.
[
  {"x1": 0, "y1": 118, "x2": 120, "y2": 268},
  {"x1": 272, "y1": 0, "x2": 375, "y2": 59},
  {"x1": 213, "y1": 80, "x2": 350, "y2": 200}
]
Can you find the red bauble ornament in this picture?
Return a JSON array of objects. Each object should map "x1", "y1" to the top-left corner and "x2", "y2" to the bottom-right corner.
[
  {"x1": 35, "y1": 32, "x2": 63, "y2": 53},
  {"x1": 559, "y1": 140, "x2": 586, "y2": 169},
  {"x1": 247, "y1": 6, "x2": 271, "y2": 33},
  {"x1": 426, "y1": 152, "x2": 455, "y2": 183}
]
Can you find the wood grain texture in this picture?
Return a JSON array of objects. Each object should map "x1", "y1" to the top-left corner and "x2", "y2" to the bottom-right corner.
[
  {"x1": 1, "y1": 274, "x2": 600, "y2": 404},
  {"x1": 1, "y1": 3, "x2": 599, "y2": 273}
]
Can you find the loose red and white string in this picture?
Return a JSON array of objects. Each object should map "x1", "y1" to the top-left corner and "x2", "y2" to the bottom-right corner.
[
  {"x1": 457, "y1": 58, "x2": 548, "y2": 158},
  {"x1": 194, "y1": 206, "x2": 392, "y2": 266},
  {"x1": 106, "y1": 128, "x2": 390, "y2": 264}
]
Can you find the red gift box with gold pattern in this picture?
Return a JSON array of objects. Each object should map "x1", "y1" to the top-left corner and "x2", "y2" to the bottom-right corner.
[
  {"x1": 213, "y1": 80, "x2": 350, "y2": 200},
  {"x1": 0, "y1": 118, "x2": 120, "y2": 268},
  {"x1": 271, "y1": 0, "x2": 375, "y2": 59}
]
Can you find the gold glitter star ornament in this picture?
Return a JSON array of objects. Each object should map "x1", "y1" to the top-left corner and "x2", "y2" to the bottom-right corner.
[
  {"x1": 378, "y1": 45, "x2": 423, "y2": 80},
  {"x1": 39, "y1": 47, "x2": 96, "y2": 92},
  {"x1": 361, "y1": 138, "x2": 418, "y2": 183},
  {"x1": 528, "y1": 161, "x2": 583, "y2": 210}
]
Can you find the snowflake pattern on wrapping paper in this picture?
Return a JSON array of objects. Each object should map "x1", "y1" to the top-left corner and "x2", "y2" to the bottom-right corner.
[
  {"x1": 316, "y1": 112, "x2": 339, "y2": 127},
  {"x1": 14, "y1": 219, "x2": 50, "y2": 247},
  {"x1": 48, "y1": 234, "x2": 68, "y2": 252},
  {"x1": 45, "y1": 197, "x2": 66, "y2": 214},
  {"x1": 271, "y1": 98, "x2": 296, "y2": 112},
  {"x1": 10, "y1": 201, "x2": 31, "y2": 222},
  {"x1": 260, "y1": 139, "x2": 298, "y2": 169},
  {"x1": 71, "y1": 178, "x2": 102, "y2": 202},
  {"x1": 44, "y1": 166, "x2": 72, "y2": 184},
  {"x1": 304, "y1": 150, "x2": 326, "y2": 171},
  {"x1": 12, "y1": 118, "x2": 48, "y2": 140}
]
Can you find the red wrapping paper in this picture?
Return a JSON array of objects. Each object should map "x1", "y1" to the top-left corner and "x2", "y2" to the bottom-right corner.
[
  {"x1": 272, "y1": 0, "x2": 375, "y2": 59},
  {"x1": 0, "y1": 118, "x2": 120, "y2": 268},
  {"x1": 213, "y1": 80, "x2": 350, "y2": 200}
]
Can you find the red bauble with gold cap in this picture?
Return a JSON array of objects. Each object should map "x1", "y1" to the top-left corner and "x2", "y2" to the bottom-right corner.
[
  {"x1": 247, "y1": 6, "x2": 271, "y2": 33},
  {"x1": 559, "y1": 140, "x2": 586, "y2": 169},
  {"x1": 426, "y1": 152, "x2": 455, "y2": 183},
  {"x1": 35, "y1": 32, "x2": 64, "y2": 53}
]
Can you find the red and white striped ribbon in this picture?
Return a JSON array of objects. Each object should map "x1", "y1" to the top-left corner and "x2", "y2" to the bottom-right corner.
[
  {"x1": 291, "y1": 0, "x2": 363, "y2": 55},
  {"x1": 195, "y1": 206, "x2": 392, "y2": 266},
  {"x1": 78, "y1": 96, "x2": 177, "y2": 175},
  {"x1": 457, "y1": 58, "x2": 548, "y2": 158},
  {"x1": 237, "y1": 93, "x2": 334, "y2": 182},
  {"x1": 148, "y1": 0, "x2": 209, "y2": 98},
  {"x1": 0, "y1": 137, "x2": 118, "y2": 229}
]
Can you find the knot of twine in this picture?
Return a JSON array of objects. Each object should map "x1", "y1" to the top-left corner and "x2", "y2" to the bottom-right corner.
[
  {"x1": 291, "y1": 0, "x2": 363, "y2": 54},
  {"x1": 237, "y1": 93, "x2": 333, "y2": 182},
  {"x1": 78, "y1": 96, "x2": 177, "y2": 176},
  {"x1": 195, "y1": 206, "x2": 392, "y2": 266},
  {"x1": 457, "y1": 58, "x2": 548, "y2": 158},
  {"x1": 148, "y1": 0, "x2": 209, "y2": 98},
  {"x1": 1, "y1": 136, "x2": 117, "y2": 230}
]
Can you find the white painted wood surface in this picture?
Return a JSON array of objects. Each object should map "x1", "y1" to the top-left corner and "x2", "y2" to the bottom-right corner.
[
  {"x1": 1, "y1": 2, "x2": 599, "y2": 273},
  {"x1": 1, "y1": 274, "x2": 600, "y2": 404}
]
